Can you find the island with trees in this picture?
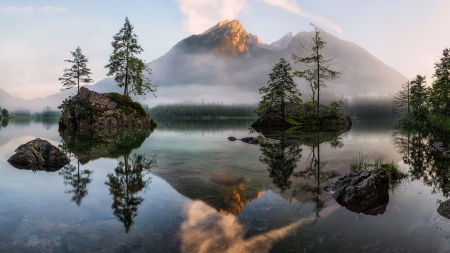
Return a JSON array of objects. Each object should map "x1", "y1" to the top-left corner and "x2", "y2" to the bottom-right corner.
[
  {"x1": 251, "y1": 25, "x2": 351, "y2": 132},
  {"x1": 58, "y1": 17, "x2": 157, "y2": 131}
]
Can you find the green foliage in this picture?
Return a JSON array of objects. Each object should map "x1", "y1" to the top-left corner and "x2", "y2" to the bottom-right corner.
[
  {"x1": 256, "y1": 58, "x2": 302, "y2": 120},
  {"x1": 58, "y1": 95, "x2": 94, "y2": 122},
  {"x1": 59, "y1": 46, "x2": 93, "y2": 93},
  {"x1": 1, "y1": 108, "x2": 9, "y2": 117},
  {"x1": 431, "y1": 48, "x2": 450, "y2": 116},
  {"x1": 350, "y1": 152, "x2": 371, "y2": 170},
  {"x1": 106, "y1": 92, "x2": 147, "y2": 118},
  {"x1": 105, "y1": 17, "x2": 156, "y2": 98},
  {"x1": 383, "y1": 161, "x2": 408, "y2": 182},
  {"x1": 392, "y1": 81, "x2": 410, "y2": 114}
]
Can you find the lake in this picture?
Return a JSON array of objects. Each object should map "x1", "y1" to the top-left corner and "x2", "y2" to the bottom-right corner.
[{"x1": 0, "y1": 117, "x2": 449, "y2": 253}]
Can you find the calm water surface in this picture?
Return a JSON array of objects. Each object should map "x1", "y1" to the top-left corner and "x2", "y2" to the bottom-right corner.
[{"x1": 0, "y1": 117, "x2": 449, "y2": 252}]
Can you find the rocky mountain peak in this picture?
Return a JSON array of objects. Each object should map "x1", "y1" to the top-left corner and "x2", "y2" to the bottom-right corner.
[{"x1": 267, "y1": 31, "x2": 293, "y2": 51}]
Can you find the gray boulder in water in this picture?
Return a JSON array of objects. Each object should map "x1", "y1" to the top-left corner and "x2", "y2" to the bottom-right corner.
[
  {"x1": 323, "y1": 168, "x2": 389, "y2": 215},
  {"x1": 7, "y1": 138, "x2": 70, "y2": 171},
  {"x1": 437, "y1": 200, "x2": 450, "y2": 219}
]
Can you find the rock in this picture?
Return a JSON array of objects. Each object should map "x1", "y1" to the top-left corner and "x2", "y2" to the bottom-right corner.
[
  {"x1": 323, "y1": 168, "x2": 389, "y2": 215},
  {"x1": 59, "y1": 87, "x2": 157, "y2": 131},
  {"x1": 228, "y1": 136, "x2": 237, "y2": 141},
  {"x1": 7, "y1": 138, "x2": 70, "y2": 171},
  {"x1": 437, "y1": 200, "x2": 450, "y2": 219},
  {"x1": 240, "y1": 137, "x2": 256, "y2": 144}
]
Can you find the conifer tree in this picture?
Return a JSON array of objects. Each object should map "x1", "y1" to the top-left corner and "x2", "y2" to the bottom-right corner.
[
  {"x1": 256, "y1": 58, "x2": 302, "y2": 121},
  {"x1": 105, "y1": 17, "x2": 156, "y2": 98},
  {"x1": 292, "y1": 24, "x2": 342, "y2": 116},
  {"x1": 431, "y1": 48, "x2": 450, "y2": 115},
  {"x1": 59, "y1": 46, "x2": 93, "y2": 93},
  {"x1": 392, "y1": 81, "x2": 411, "y2": 114}
]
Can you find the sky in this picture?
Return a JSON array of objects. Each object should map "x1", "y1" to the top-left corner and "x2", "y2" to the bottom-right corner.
[{"x1": 1, "y1": 0, "x2": 449, "y2": 99}]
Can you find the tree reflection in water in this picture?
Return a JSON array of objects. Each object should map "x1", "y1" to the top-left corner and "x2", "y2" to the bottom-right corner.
[
  {"x1": 259, "y1": 132, "x2": 302, "y2": 192},
  {"x1": 392, "y1": 130, "x2": 450, "y2": 197},
  {"x1": 59, "y1": 160, "x2": 93, "y2": 206},
  {"x1": 105, "y1": 153, "x2": 156, "y2": 233},
  {"x1": 258, "y1": 128, "x2": 343, "y2": 219},
  {"x1": 293, "y1": 133, "x2": 341, "y2": 219}
]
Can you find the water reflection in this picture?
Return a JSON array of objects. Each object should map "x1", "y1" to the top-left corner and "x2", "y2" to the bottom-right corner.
[
  {"x1": 59, "y1": 160, "x2": 93, "y2": 206},
  {"x1": 180, "y1": 200, "x2": 340, "y2": 253},
  {"x1": 259, "y1": 132, "x2": 303, "y2": 192},
  {"x1": 59, "y1": 128, "x2": 152, "y2": 164},
  {"x1": 1, "y1": 118, "x2": 7, "y2": 127},
  {"x1": 105, "y1": 154, "x2": 156, "y2": 233},
  {"x1": 393, "y1": 130, "x2": 450, "y2": 197}
]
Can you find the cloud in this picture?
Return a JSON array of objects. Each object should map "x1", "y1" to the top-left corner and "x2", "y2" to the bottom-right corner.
[
  {"x1": 259, "y1": 0, "x2": 342, "y2": 33},
  {"x1": 37, "y1": 6, "x2": 68, "y2": 14},
  {"x1": 176, "y1": 0, "x2": 248, "y2": 34},
  {"x1": 180, "y1": 200, "x2": 341, "y2": 253},
  {"x1": 0, "y1": 6, "x2": 68, "y2": 14}
]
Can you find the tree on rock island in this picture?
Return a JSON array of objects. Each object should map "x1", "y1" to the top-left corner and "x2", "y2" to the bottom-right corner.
[
  {"x1": 292, "y1": 24, "x2": 342, "y2": 116},
  {"x1": 105, "y1": 17, "x2": 156, "y2": 98},
  {"x1": 256, "y1": 58, "x2": 302, "y2": 121},
  {"x1": 59, "y1": 46, "x2": 93, "y2": 93}
]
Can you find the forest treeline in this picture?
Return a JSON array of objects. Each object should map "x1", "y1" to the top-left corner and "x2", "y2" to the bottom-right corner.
[{"x1": 145, "y1": 93, "x2": 402, "y2": 118}]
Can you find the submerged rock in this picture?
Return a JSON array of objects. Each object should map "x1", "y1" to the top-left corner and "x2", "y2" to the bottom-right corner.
[
  {"x1": 7, "y1": 138, "x2": 70, "y2": 171},
  {"x1": 323, "y1": 168, "x2": 389, "y2": 215},
  {"x1": 437, "y1": 200, "x2": 450, "y2": 219},
  {"x1": 227, "y1": 136, "x2": 278, "y2": 145}
]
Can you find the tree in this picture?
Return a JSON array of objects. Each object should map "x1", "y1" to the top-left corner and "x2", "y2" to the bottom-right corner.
[
  {"x1": 105, "y1": 17, "x2": 156, "y2": 98},
  {"x1": 431, "y1": 48, "x2": 450, "y2": 116},
  {"x1": 59, "y1": 46, "x2": 93, "y2": 93},
  {"x1": 1, "y1": 108, "x2": 9, "y2": 117},
  {"x1": 391, "y1": 81, "x2": 411, "y2": 114},
  {"x1": 256, "y1": 58, "x2": 302, "y2": 121},
  {"x1": 409, "y1": 75, "x2": 428, "y2": 120},
  {"x1": 292, "y1": 24, "x2": 342, "y2": 116}
]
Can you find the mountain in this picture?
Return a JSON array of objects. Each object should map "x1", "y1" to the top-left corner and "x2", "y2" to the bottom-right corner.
[
  {"x1": 0, "y1": 20, "x2": 408, "y2": 111},
  {"x1": 150, "y1": 20, "x2": 407, "y2": 97}
]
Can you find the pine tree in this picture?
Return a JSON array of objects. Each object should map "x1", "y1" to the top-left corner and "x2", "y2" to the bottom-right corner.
[
  {"x1": 256, "y1": 58, "x2": 302, "y2": 121},
  {"x1": 59, "y1": 47, "x2": 93, "y2": 93},
  {"x1": 431, "y1": 48, "x2": 450, "y2": 115},
  {"x1": 391, "y1": 81, "x2": 411, "y2": 114},
  {"x1": 292, "y1": 24, "x2": 342, "y2": 116},
  {"x1": 410, "y1": 75, "x2": 428, "y2": 119},
  {"x1": 105, "y1": 17, "x2": 156, "y2": 98}
]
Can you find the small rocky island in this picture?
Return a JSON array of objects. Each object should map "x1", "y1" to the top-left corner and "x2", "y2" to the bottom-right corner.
[
  {"x1": 251, "y1": 103, "x2": 352, "y2": 132},
  {"x1": 59, "y1": 87, "x2": 157, "y2": 131}
]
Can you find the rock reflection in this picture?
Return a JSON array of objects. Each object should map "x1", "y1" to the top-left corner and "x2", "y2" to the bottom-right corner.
[
  {"x1": 59, "y1": 160, "x2": 93, "y2": 206},
  {"x1": 180, "y1": 200, "x2": 340, "y2": 253},
  {"x1": 105, "y1": 154, "x2": 156, "y2": 233},
  {"x1": 59, "y1": 128, "x2": 152, "y2": 164}
]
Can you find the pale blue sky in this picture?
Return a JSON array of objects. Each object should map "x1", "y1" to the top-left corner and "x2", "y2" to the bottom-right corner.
[{"x1": 0, "y1": 0, "x2": 447, "y2": 98}]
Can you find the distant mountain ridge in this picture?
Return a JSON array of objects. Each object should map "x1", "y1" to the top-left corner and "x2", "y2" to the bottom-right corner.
[
  {"x1": 150, "y1": 19, "x2": 407, "y2": 96},
  {"x1": 0, "y1": 20, "x2": 408, "y2": 111}
]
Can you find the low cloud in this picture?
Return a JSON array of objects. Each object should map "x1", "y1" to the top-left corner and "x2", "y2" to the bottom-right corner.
[
  {"x1": 176, "y1": 0, "x2": 248, "y2": 34},
  {"x1": 0, "y1": 6, "x2": 68, "y2": 14},
  {"x1": 259, "y1": 0, "x2": 341, "y2": 33}
]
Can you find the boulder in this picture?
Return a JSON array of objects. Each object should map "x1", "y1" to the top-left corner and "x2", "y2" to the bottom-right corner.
[
  {"x1": 7, "y1": 138, "x2": 70, "y2": 171},
  {"x1": 228, "y1": 136, "x2": 237, "y2": 141},
  {"x1": 437, "y1": 199, "x2": 450, "y2": 219},
  {"x1": 59, "y1": 87, "x2": 157, "y2": 131},
  {"x1": 323, "y1": 168, "x2": 389, "y2": 215}
]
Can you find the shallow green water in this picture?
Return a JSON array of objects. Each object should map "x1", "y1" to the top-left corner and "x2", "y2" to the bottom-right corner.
[{"x1": 0, "y1": 117, "x2": 449, "y2": 252}]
